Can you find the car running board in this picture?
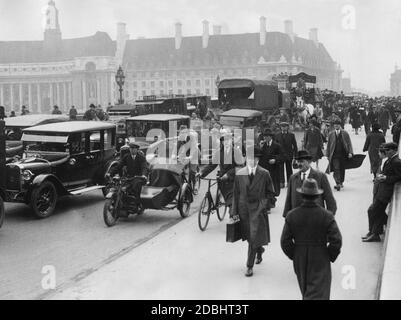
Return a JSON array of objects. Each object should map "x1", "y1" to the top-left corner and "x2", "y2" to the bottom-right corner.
[{"x1": 69, "y1": 186, "x2": 105, "y2": 195}]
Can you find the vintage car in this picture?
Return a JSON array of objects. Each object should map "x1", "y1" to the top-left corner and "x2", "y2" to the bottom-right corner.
[
  {"x1": 5, "y1": 114, "x2": 69, "y2": 162},
  {"x1": 4, "y1": 121, "x2": 117, "y2": 219}
]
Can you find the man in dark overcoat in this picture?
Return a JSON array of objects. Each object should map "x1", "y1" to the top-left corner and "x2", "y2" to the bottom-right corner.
[
  {"x1": 275, "y1": 122, "x2": 298, "y2": 188},
  {"x1": 362, "y1": 142, "x2": 401, "y2": 242},
  {"x1": 231, "y1": 146, "x2": 275, "y2": 277},
  {"x1": 283, "y1": 150, "x2": 337, "y2": 217},
  {"x1": 281, "y1": 178, "x2": 342, "y2": 300},
  {"x1": 363, "y1": 123, "x2": 386, "y2": 179},
  {"x1": 259, "y1": 129, "x2": 282, "y2": 198},
  {"x1": 378, "y1": 106, "x2": 390, "y2": 136},
  {"x1": 303, "y1": 119, "x2": 324, "y2": 169},
  {"x1": 326, "y1": 120, "x2": 354, "y2": 191}
]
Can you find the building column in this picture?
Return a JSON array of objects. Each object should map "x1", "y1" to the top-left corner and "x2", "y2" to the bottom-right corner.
[
  {"x1": 82, "y1": 80, "x2": 87, "y2": 111},
  {"x1": 49, "y1": 83, "x2": 54, "y2": 107},
  {"x1": 37, "y1": 83, "x2": 42, "y2": 113},
  {"x1": 69, "y1": 82, "x2": 73, "y2": 108},
  {"x1": 10, "y1": 84, "x2": 14, "y2": 111},
  {"x1": 96, "y1": 79, "x2": 101, "y2": 105},
  {"x1": 63, "y1": 82, "x2": 67, "y2": 111},
  {"x1": 56, "y1": 82, "x2": 61, "y2": 107},
  {"x1": 28, "y1": 84, "x2": 33, "y2": 111},
  {"x1": 19, "y1": 83, "x2": 23, "y2": 107},
  {"x1": 0, "y1": 84, "x2": 4, "y2": 106}
]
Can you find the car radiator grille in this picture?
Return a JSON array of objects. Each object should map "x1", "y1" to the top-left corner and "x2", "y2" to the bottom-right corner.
[{"x1": 6, "y1": 166, "x2": 21, "y2": 191}]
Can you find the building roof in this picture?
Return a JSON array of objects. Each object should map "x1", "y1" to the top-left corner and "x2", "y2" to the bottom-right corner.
[
  {"x1": 127, "y1": 114, "x2": 190, "y2": 121},
  {"x1": 0, "y1": 32, "x2": 115, "y2": 64},
  {"x1": 123, "y1": 32, "x2": 335, "y2": 70},
  {"x1": 5, "y1": 114, "x2": 69, "y2": 128},
  {"x1": 23, "y1": 121, "x2": 116, "y2": 133}
]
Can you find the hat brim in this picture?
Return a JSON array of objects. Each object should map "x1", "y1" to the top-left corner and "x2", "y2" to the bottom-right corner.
[
  {"x1": 296, "y1": 187, "x2": 324, "y2": 195},
  {"x1": 295, "y1": 156, "x2": 313, "y2": 161}
]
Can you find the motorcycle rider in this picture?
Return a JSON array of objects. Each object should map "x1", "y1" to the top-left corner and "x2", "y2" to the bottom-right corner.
[{"x1": 110, "y1": 140, "x2": 148, "y2": 208}]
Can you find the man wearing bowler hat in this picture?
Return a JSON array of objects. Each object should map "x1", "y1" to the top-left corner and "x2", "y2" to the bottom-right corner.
[
  {"x1": 326, "y1": 119, "x2": 353, "y2": 191},
  {"x1": 283, "y1": 150, "x2": 337, "y2": 217},
  {"x1": 231, "y1": 146, "x2": 275, "y2": 277},
  {"x1": 362, "y1": 142, "x2": 401, "y2": 242},
  {"x1": 275, "y1": 122, "x2": 298, "y2": 188},
  {"x1": 281, "y1": 178, "x2": 342, "y2": 300},
  {"x1": 259, "y1": 128, "x2": 282, "y2": 198}
]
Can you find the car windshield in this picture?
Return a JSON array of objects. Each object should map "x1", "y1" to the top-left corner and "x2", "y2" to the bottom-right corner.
[
  {"x1": 219, "y1": 117, "x2": 244, "y2": 128},
  {"x1": 26, "y1": 142, "x2": 68, "y2": 153},
  {"x1": 126, "y1": 120, "x2": 165, "y2": 138}
]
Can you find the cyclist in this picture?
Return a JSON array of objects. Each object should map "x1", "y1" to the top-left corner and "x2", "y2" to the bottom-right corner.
[{"x1": 199, "y1": 129, "x2": 244, "y2": 215}]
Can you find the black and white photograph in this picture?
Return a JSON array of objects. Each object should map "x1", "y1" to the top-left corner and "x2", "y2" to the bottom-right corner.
[{"x1": 1, "y1": 0, "x2": 401, "y2": 307}]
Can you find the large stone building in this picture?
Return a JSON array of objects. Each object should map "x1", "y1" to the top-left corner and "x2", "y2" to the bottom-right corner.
[
  {"x1": 390, "y1": 66, "x2": 401, "y2": 96},
  {"x1": 0, "y1": 1, "x2": 342, "y2": 114}
]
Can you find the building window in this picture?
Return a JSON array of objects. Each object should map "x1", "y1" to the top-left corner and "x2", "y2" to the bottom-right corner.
[
  {"x1": 187, "y1": 89, "x2": 191, "y2": 95},
  {"x1": 169, "y1": 89, "x2": 173, "y2": 95},
  {"x1": 177, "y1": 80, "x2": 183, "y2": 87},
  {"x1": 178, "y1": 89, "x2": 182, "y2": 94},
  {"x1": 151, "y1": 81, "x2": 155, "y2": 88},
  {"x1": 141, "y1": 81, "x2": 146, "y2": 88},
  {"x1": 168, "y1": 80, "x2": 173, "y2": 87},
  {"x1": 159, "y1": 81, "x2": 164, "y2": 87},
  {"x1": 205, "y1": 79, "x2": 210, "y2": 86},
  {"x1": 196, "y1": 89, "x2": 201, "y2": 95},
  {"x1": 151, "y1": 90, "x2": 155, "y2": 95},
  {"x1": 160, "y1": 90, "x2": 164, "y2": 95},
  {"x1": 133, "y1": 82, "x2": 137, "y2": 88},
  {"x1": 142, "y1": 90, "x2": 146, "y2": 96},
  {"x1": 195, "y1": 79, "x2": 201, "y2": 87},
  {"x1": 186, "y1": 80, "x2": 191, "y2": 87},
  {"x1": 206, "y1": 88, "x2": 210, "y2": 95}
]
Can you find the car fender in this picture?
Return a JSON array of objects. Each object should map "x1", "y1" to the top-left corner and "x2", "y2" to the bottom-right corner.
[{"x1": 29, "y1": 174, "x2": 68, "y2": 198}]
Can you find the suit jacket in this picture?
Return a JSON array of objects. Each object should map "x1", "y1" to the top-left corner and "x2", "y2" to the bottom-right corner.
[
  {"x1": 281, "y1": 201, "x2": 342, "y2": 300},
  {"x1": 283, "y1": 168, "x2": 337, "y2": 217},
  {"x1": 374, "y1": 154, "x2": 401, "y2": 203},
  {"x1": 275, "y1": 132, "x2": 298, "y2": 161},
  {"x1": 259, "y1": 141, "x2": 282, "y2": 170},
  {"x1": 115, "y1": 153, "x2": 148, "y2": 177},
  {"x1": 326, "y1": 130, "x2": 353, "y2": 170},
  {"x1": 232, "y1": 166, "x2": 275, "y2": 247}
]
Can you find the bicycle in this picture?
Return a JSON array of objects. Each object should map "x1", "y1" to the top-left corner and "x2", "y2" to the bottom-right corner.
[{"x1": 198, "y1": 177, "x2": 229, "y2": 231}]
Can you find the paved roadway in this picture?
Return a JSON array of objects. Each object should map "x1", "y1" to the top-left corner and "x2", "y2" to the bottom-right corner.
[{"x1": 0, "y1": 126, "x2": 386, "y2": 299}]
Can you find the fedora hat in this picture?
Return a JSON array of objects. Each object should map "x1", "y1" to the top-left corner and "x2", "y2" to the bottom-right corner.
[
  {"x1": 280, "y1": 122, "x2": 290, "y2": 127},
  {"x1": 333, "y1": 119, "x2": 342, "y2": 125},
  {"x1": 294, "y1": 150, "x2": 313, "y2": 161},
  {"x1": 263, "y1": 128, "x2": 275, "y2": 137},
  {"x1": 296, "y1": 178, "x2": 324, "y2": 196},
  {"x1": 379, "y1": 142, "x2": 398, "y2": 152}
]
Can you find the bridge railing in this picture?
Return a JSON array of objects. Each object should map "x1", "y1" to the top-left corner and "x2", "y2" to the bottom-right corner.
[{"x1": 379, "y1": 137, "x2": 401, "y2": 300}]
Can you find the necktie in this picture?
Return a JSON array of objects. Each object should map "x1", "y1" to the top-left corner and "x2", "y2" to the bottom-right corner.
[
  {"x1": 250, "y1": 170, "x2": 254, "y2": 184},
  {"x1": 301, "y1": 172, "x2": 306, "y2": 181}
]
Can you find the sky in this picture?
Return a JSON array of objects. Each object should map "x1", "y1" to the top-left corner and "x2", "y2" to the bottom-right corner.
[{"x1": 0, "y1": 0, "x2": 400, "y2": 94}]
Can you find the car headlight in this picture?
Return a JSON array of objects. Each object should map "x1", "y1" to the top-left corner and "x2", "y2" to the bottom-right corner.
[{"x1": 22, "y1": 170, "x2": 34, "y2": 181}]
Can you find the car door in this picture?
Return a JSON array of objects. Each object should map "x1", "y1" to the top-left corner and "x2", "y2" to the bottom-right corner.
[{"x1": 85, "y1": 130, "x2": 105, "y2": 185}]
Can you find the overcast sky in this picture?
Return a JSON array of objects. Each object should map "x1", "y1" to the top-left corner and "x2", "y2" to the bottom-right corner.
[{"x1": 0, "y1": 0, "x2": 400, "y2": 94}]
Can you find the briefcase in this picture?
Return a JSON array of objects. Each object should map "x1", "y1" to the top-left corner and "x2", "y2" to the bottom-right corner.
[{"x1": 226, "y1": 221, "x2": 242, "y2": 243}]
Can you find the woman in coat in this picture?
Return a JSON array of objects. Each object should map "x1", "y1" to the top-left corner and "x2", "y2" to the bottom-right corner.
[{"x1": 363, "y1": 123, "x2": 386, "y2": 179}]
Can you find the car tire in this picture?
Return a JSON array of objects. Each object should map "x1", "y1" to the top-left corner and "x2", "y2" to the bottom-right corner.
[
  {"x1": 0, "y1": 198, "x2": 5, "y2": 229},
  {"x1": 178, "y1": 184, "x2": 192, "y2": 218},
  {"x1": 30, "y1": 181, "x2": 58, "y2": 219}
]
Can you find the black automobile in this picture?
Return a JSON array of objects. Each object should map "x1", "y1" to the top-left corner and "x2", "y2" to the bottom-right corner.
[
  {"x1": 4, "y1": 121, "x2": 117, "y2": 218},
  {"x1": 5, "y1": 114, "x2": 69, "y2": 162}
]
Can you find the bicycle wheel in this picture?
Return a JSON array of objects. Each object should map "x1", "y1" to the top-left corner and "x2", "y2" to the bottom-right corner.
[
  {"x1": 198, "y1": 195, "x2": 211, "y2": 231},
  {"x1": 215, "y1": 189, "x2": 227, "y2": 221}
]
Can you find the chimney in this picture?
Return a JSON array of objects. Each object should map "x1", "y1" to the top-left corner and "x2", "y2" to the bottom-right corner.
[
  {"x1": 259, "y1": 16, "x2": 266, "y2": 46},
  {"x1": 213, "y1": 25, "x2": 222, "y2": 35},
  {"x1": 175, "y1": 22, "x2": 182, "y2": 50},
  {"x1": 202, "y1": 20, "x2": 210, "y2": 48},
  {"x1": 309, "y1": 28, "x2": 318, "y2": 47},
  {"x1": 284, "y1": 20, "x2": 294, "y2": 41}
]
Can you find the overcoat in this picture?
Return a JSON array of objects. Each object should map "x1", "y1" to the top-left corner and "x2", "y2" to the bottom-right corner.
[
  {"x1": 326, "y1": 129, "x2": 353, "y2": 172},
  {"x1": 373, "y1": 155, "x2": 401, "y2": 203},
  {"x1": 283, "y1": 169, "x2": 337, "y2": 217},
  {"x1": 231, "y1": 166, "x2": 275, "y2": 248},
  {"x1": 378, "y1": 108, "x2": 390, "y2": 130},
  {"x1": 259, "y1": 141, "x2": 282, "y2": 196},
  {"x1": 303, "y1": 127, "x2": 324, "y2": 162},
  {"x1": 281, "y1": 201, "x2": 342, "y2": 300},
  {"x1": 275, "y1": 131, "x2": 298, "y2": 161},
  {"x1": 363, "y1": 130, "x2": 386, "y2": 175}
]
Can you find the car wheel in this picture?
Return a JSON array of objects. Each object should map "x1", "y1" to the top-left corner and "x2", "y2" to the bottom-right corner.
[
  {"x1": 178, "y1": 185, "x2": 192, "y2": 218},
  {"x1": 0, "y1": 198, "x2": 5, "y2": 229},
  {"x1": 103, "y1": 198, "x2": 119, "y2": 227},
  {"x1": 30, "y1": 181, "x2": 58, "y2": 219}
]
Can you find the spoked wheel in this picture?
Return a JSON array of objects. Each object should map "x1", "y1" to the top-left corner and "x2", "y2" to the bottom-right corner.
[
  {"x1": 215, "y1": 189, "x2": 227, "y2": 221},
  {"x1": 103, "y1": 198, "x2": 119, "y2": 227},
  {"x1": 179, "y1": 188, "x2": 192, "y2": 218},
  {"x1": 30, "y1": 181, "x2": 58, "y2": 219},
  {"x1": 198, "y1": 196, "x2": 211, "y2": 231},
  {"x1": 0, "y1": 198, "x2": 5, "y2": 229}
]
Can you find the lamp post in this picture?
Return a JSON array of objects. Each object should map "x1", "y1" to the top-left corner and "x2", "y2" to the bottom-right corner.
[{"x1": 115, "y1": 66, "x2": 125, "y2": 105}]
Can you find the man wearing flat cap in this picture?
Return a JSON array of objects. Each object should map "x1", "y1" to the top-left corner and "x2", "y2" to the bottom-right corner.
[
  {"x1": 259, "y1": 128, "x2": 282, "y2": 198},
  {"x1": 232, "y1": 146, "x2": 275, "y2": 277},
  {"x1": 283, "y1": 150, "x2": 337, "y2": 217},
  {"x1": 281, "y1": 178, "x2": 342, "y2": 300},
  {"x1": 326, "y1": 120, "x2": 354, "y2": 191},
  {"x1": 275, "y1": 122, "x2": 298, "y2": 188},
  {"x1": 363, "y1": 142, "x2": 401, "y2": 242},
  {"x1": 111, "y1": 139, "x2": 148, "y2": 211}
]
